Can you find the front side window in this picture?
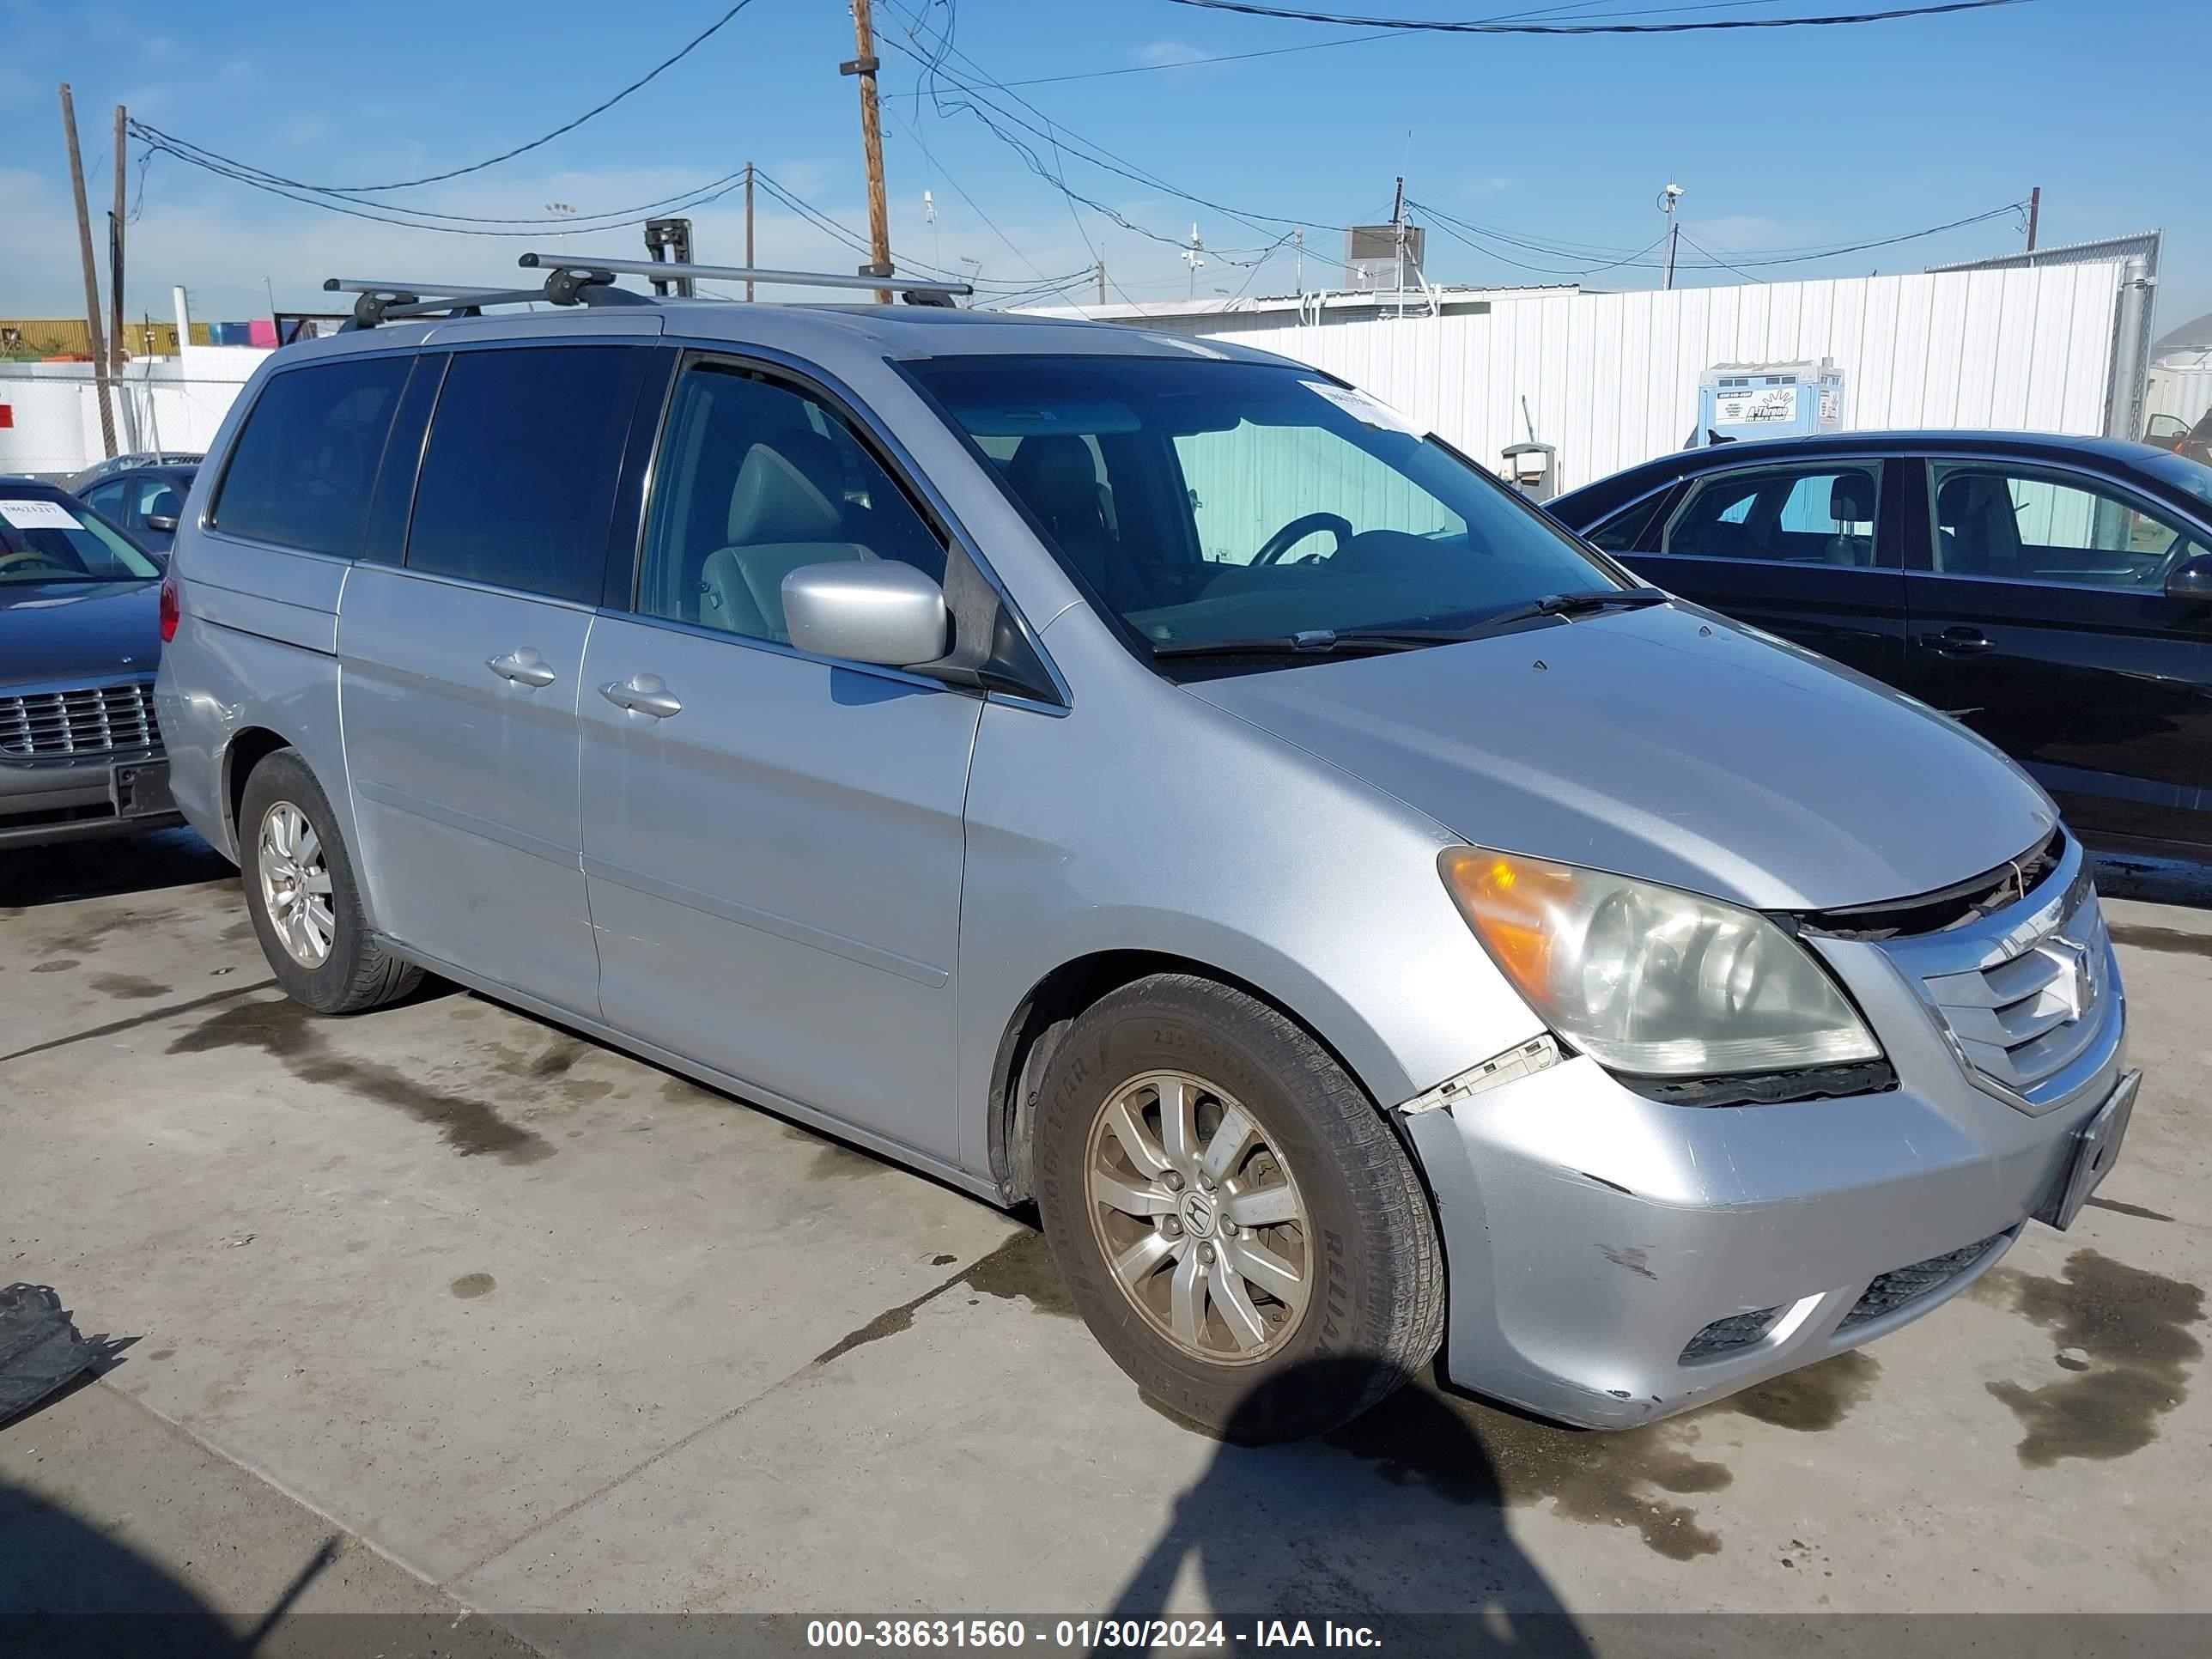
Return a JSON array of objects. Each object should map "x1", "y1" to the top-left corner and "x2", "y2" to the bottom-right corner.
[
  {"x1": 134, "y1": 475, "x2": 187, "y2": 523},
  {"x1": 636, "y1": 363, "x2": 948, "y2": 645},
  {"x1": 405, "y1": 346, "x2": 636, "y2": 604},
  {"x1": 905, "y1": 356, "x2": 1616, "y2": 660},
  {"x1": 0, "y1": 493, "x2": 160, "y2": 583},
  {"x1": 214, "y1": 356, "x2": 410, "y2": 556},
  {"x1": 1930, "y1": 463, "x2": 2208, "y2": 589},
  {"x1": 1663, "y1": 465, "x2": 1881, "y2": 566}
]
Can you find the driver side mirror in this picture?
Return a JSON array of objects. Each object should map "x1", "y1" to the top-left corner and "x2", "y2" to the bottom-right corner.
[
  {"x1": 2165, "y1": 554, "x2": 2212, "y2": 603},
  {"x1": 781, "y1": 562, "x2": 949, "y2": 667},
  {"x1": 143, "y1": 514, "x2": 179, "y2": 534}
]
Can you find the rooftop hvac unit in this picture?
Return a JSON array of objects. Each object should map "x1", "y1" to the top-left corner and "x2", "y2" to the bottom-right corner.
[{"x1": 1345, "y1": 224, "x2": 1425, "y2": 291}]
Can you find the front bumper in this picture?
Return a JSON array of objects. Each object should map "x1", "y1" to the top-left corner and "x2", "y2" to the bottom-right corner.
[
  {"x1": 0, "y1": 754, "x2": 181, "y2": 848},
  {"x1": 1402, "y1": 854, "x2": 2130, "y2": 1430}
]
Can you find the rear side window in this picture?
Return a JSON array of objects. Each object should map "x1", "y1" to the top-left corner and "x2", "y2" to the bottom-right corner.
[
  {"x1": 1663, "y1": 464, "x2": 1881, "y2": 566},
  {"x1": 214, "y1": 356, "x2": 410, "y2": 556},
  {"x1": 1583, "y1": 492, "x2": 1666, "y2": 552},
  {"x1": 404, "y1": 345, "x2": 636, "y2": 604}
]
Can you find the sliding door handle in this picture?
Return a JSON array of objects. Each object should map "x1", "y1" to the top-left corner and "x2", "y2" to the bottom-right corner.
[{"x1": 487, "y1": 648, "x2": 558, "y2": 687}]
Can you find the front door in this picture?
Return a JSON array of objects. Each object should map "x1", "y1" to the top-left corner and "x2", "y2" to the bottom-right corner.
[
  {"x1": 579, "y1": 356, "x2": 980, "y2": 1160},
  {"x1": 338, "y1": 342, "x2": 648, "y2": 1014},
  {"x1": 1901, "y1": 458, "x2": 2212, "y2": 850},
  {"x1": 1625, "y1": 456, "x2": 1907, "y2": 680}
]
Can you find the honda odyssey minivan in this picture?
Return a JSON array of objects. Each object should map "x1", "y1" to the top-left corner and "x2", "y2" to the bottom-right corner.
[{"x1": 155, "y1": 270, "x2": 2137, "y2": 1440}]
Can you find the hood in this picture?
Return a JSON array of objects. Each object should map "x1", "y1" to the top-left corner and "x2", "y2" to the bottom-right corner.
[
  {"x1": 1185, "y1": 602, "x2": 2055, "y2": 911},
  {"x1": 0, "y1": 579, "x2": 162, "y2": 687}
]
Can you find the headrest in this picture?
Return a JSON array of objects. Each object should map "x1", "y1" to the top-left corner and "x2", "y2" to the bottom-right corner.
[
  {"x1": 1827, "y1": 472, "x2": 1875, "y2": 524},
  {"x1": 1006, "y1": 435, "x2": 1100, "y2": 523},
  {"x1": 727, "y1": 441, "x2": 844, "y2": 544}
]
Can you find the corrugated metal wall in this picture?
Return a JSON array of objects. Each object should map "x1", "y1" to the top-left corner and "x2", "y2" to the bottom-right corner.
[{"x1": 1171, "y1": 264, "x2": 2126, "y2": 494}]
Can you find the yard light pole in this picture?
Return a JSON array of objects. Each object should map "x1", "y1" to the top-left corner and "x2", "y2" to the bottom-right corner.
[{"x1": 1660, "y1": 181, "x2": 1684, "y2": 292}]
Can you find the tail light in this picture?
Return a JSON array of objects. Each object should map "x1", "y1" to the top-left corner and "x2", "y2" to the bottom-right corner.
[{"x1": 158, "y1": 573, "x2": 180, "y2": 642}]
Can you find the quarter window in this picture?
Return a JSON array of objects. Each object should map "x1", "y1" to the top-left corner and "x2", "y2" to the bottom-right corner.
[
  {"x1": 636, "y1": 363, "x2": 946, "y2": 644},
  {"x1": 404, "y1": 346, "x2": 637, "y2": 604},
  {"x1": 214, "y1": 356, "x2": 410, "y2": 556},
  {"x1": 1664, "y1": 465, "x2": 1881, "y2": 566},
  {"x1": 1929, "y1": 463, "x2": 2208, "y2": 589}
]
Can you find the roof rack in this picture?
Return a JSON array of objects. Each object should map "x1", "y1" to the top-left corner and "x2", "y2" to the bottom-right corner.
[
  {"x1": 518, "y1": 253, "x2": 972, "y2": 305},
  {"x1": 323, "y1": 256, "x2": 975, "y2": 331}
]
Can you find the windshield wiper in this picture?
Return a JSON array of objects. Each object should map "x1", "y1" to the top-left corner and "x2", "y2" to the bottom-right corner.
[
  {"x1": 1149, "y1": 588, "x2": 1668, "y2": 661},
  {"x1": 1150, "y1": 629, "x2": 1452, "y2": 660},
  {"x1": 1452, "y1": 586, "x2": 1668, "y2": 634}
]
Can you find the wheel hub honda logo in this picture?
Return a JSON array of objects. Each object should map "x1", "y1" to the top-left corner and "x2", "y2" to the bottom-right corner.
[{"x1": 1181, "y1": 1191, "x2": 1218, "y2": 1237}]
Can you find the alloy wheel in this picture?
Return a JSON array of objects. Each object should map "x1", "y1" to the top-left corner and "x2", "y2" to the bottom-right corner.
[{"x1": 257, "y1": 800, "x2": 335, "y2": 968}]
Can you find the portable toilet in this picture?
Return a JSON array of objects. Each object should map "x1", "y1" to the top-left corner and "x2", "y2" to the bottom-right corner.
[{"x1": 1696, "y1": 359, "x2": 1846, "y2": 445}]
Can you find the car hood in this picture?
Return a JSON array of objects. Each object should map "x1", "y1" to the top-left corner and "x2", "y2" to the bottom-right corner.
[
  {"x1": 0, "y1": 580, "x2": 162, "y2": 687},
  {"x1": 1183, "y1": 602, "x2": 2056, "y2": 911}
]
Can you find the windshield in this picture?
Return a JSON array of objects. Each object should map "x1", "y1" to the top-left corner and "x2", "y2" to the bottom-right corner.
[
  {"x1": 905, "y1": 356, "x2": 1621, "y2": 659},
  {"x1": 2136, "y1": 447, "x2": 2212, "y2": 512},
  {"x1": 0, "y1": 495, "x2": 161, "y2": 583}
]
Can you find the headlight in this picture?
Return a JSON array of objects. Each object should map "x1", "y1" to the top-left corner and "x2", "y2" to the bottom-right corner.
[{"x1": 1438, "y1": 848, "x2": 1881, "y2": 1079}]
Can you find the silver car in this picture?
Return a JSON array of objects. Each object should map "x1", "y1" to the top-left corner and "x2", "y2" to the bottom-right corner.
[{"x1": 155, "y1": 290, "x2": 2137, "y2": 1440}]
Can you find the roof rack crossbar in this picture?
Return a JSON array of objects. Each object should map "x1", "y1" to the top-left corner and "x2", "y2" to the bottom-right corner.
[
  {"x1": 518, "y1": 252, "x2": 972, "y2": 298},
  {"x1": 324, "y1": 267, "x2": 650, "y2": 330}
]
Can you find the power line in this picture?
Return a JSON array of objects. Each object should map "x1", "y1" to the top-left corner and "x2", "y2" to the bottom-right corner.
[
  {"x1": 1672, "y1": 227, "x2": 1767, "y2": 283},
  {"x1": 128, "y1": 3, "x2": 764, "y2": 198},
  {"x1": 1164, "y1": 0, "x2": 2027, "y2": 35}
]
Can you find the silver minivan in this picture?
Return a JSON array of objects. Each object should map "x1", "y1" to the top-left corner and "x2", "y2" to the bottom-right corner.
[{"x1": 155, "y1": 276, "x2": 2137, "y2": 1441}]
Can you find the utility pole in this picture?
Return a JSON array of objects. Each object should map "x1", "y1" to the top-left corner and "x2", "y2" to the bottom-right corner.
[
  {"x1": 1659, "y1": 181, "x2": 1685, "y2": 292},
  {"x1": 1095, "y1": 260, "x2": 1106, "y2": 306},
  {"x1": 1293, "y1": 225, "x2": 1304, "y2": 297},
  {"x1": 110, "y1": 104, "x2": 129, "y2": 446},
  {"x1": 1183, "y1": 224, "x2": 1205, "y2": 299},
  {"x1": 2026, "y1": 185, "x2": 2040, "y2": 252},
  {"x1": 59, "y1": 84, "x2": 117, "y2": 459},
  {"x1": 744, "y1": 161, "x2": 756, "y2": 301},
  {"x1": 843, "y1": 0, "x2": 894, "y2": 302}
]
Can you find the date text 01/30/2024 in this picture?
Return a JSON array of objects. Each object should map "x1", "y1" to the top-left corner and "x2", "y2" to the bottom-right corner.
[{"x1": 803, "y1": 1620, "x2": 1382, "y2": 1649}]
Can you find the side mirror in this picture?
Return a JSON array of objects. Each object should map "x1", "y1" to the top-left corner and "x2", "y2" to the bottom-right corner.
[
  {"x1": 143, "y1": 514, "x2": 179, "y2": 534},
  {"x1": 2165, "y1": 554, "x2": 2212, "y2": 603},
  {"x1": 781, "y1": 562, "x2": 949, "y2": 667}
]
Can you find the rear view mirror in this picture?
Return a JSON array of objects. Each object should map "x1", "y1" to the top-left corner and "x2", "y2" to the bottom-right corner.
[
  {"x1": 2165, "y1": 554, "x2": 2212, "y2": 603},
  {"x1": 143, "y1": 514, "x2": 179, "y2": 534},
  {"x1": 781, "y1": 562, "x2": 949, "y2": 667}
]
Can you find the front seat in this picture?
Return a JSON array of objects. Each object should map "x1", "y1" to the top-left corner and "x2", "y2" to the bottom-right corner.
[
  {"x1": 700, "y1": 443, "x2": 874, "y2": 641},
  {"x1": 1936, "y1": 473, "x2": 2022, "y2": 576},
  {"x1": 1005, "y1": 435, "x2": 1142, "y2": 609},
  {"x1": 1825, "y1": 472, "x2": 1876, "y2": 566}
]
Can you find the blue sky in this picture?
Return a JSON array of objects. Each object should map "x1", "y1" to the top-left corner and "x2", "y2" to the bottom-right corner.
[{"x1": 3, "y1": 0, "x2": 2205, "y2": 332}]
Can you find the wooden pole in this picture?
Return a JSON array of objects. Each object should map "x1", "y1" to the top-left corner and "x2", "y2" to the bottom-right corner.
[
  {"x1": 59, "y1": 83, "x2": 118, "y2": 459},
  {"x1": 744, "y1": 161, "x2": 755, "y2": 302},
  {"x1": 111, "y1": 105, "x2": 129, "y2": 447},
  {"x1": 2026, "y1": 186, "x2": 2041, "y2": 252},
  {"x1": 846, "y1": 0, "x2": 894, "y2": 303}
]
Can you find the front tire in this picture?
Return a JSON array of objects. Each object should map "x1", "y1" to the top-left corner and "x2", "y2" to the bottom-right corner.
[
  {"x1": 239, "y1": 750, "x2": 421, "y2": 1014},
  {"x1": 1035, "y1": 974, "x2": 1444, "y2": 1442}
]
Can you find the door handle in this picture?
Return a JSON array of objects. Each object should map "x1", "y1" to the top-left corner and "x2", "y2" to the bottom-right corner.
[
  {"x1": 600, "y1": 673, "x2": 684, "y2": 719},
  {"x1": 1918, "y1": 627, "x2": 1995, "y2": 655},
  {"x1": 487, "y1": 648, "x2": 559, "y2": 687}
]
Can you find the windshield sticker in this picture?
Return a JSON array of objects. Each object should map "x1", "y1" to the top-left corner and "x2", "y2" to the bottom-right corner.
[
  {"x1": 1302, "y1": 381, "x2": 1423, "y2": 435},
  {"x1": 1, "y1": 498, "x2": 84, "y2": 532}
]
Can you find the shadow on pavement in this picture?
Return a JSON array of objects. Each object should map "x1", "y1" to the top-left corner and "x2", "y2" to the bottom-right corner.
[
  {"x1": 1097, "y1": 1355, "x2": 1591, "y2": 1653},
  {"x1": 0, "y1": 829, "x2": 232, "y2": 911}
]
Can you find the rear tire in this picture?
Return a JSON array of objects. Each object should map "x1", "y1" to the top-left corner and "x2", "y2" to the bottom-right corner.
[
  {"x1": 1034, "y1": 974, "x2": 1443, "y2": 1443},
  {"x1": 239, "y1": 750, "x2": 421, "y2": 1014}
]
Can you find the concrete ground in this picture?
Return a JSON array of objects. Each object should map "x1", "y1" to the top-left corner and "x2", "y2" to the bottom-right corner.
[{"x1": 2, "y1": 829, "x2": 2206, "y2": 1648}]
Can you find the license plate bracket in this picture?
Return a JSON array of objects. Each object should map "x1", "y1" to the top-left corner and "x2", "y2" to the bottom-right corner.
[
  {"x1": 2035, "y1": 1069, "x2": 2140, "y2": 1231},
  {"x1": 111, "y1": 759, "x2": 174, "y2": 818}
]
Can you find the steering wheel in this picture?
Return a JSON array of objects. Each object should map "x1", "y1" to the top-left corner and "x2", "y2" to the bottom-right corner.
[
  {"x1": 0, "y1": 548, "x2": 72, "y2": 575},
  {"x1": 1253, "y1": 511, "x2": 1355, "y2": 567}
]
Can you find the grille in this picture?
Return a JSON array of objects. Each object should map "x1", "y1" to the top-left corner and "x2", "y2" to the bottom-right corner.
[
  {"x1": 0, "y1": 681, "x2": 161, "y2": 761},
  {"x1": 1838, "y1": 1233, "x2": 2006, "y2": 1331},
  {"x1": 1679, "y1": 1306, "x2": 1782, "y2": 1364},
  {"x1": 1913, "y1": 883, "x2": 2109, "y2": 1100}
]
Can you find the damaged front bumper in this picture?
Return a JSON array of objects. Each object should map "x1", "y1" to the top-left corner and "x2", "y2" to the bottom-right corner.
[{"x1": 1400, "y1": 850, "x2": 2131, "y2": 1431}]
